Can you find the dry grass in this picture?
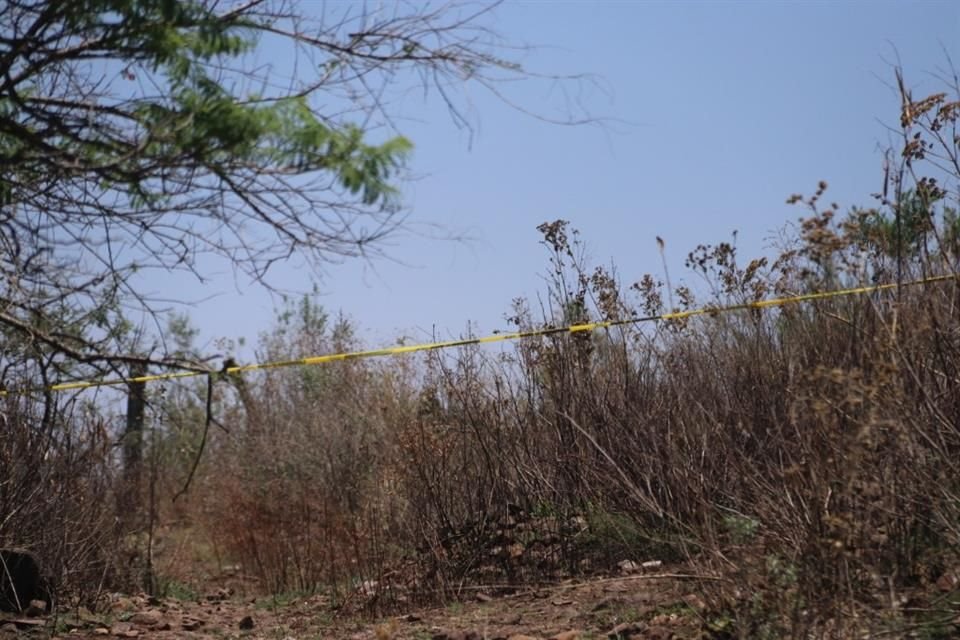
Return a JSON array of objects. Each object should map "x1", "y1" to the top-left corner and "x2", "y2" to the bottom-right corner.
[{"x1": 4, "y1": 66, "x2": 960, "y2": 638}]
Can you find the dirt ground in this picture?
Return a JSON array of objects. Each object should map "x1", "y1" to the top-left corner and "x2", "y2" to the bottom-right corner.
[{"x1": 0, "y1": 568, "x2": 715, "y2": 640}]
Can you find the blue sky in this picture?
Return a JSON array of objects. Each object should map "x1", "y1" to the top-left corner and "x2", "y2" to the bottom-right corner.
[{"x1": 156, "y1": 1, "x2": 960, "y2": 358}]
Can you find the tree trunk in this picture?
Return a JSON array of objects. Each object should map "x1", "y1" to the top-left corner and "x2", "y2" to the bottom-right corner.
[{"x1": 121, "y1": 363, "x2": 146, "y2": 518}]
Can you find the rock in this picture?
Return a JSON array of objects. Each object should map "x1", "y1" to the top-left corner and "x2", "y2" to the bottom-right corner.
[
  {"x1": 0, "y1": 549, "x2": 44, "y2": 613},
  {"x1": 616, "y1": 560, "x2": 640, "y2": 574},
  {"x1": 93, "y1": 627, "x2": 110, "y2": 635},
  {"x1": 110, "y1": 621, "x2": 134, "y2": 635},
  {"x1": 181, "y1": 616, "x2": 204, "y2": 631},
  {"x1": 111, "y1": 597, "x2": 135, "y2": 612},
  {"x1": 650, "y1": 613, "x2": 678, "y2": 626},
  {"x1": 681, "y1": 593, "x2": 707, "y2": 611},
  {"x1": 238, "y1": 615, "x2": 255, "y2": 630},
  {"x1": 205, "y1": 588, "x2": 231, "y2": 602},
  {"x1": 129, "y1": 610, "x2": 162, "y2": 627},
  {"x1": 23, "y1": 599, "x2": 46, "y2": 617},
  {"x1": 402, "y1": 613, "x2": 422, "y2": 622},
  {"x1": 476, "y1": 593, "x2": 493, "y2": 603},
  {"x1": 641, "y1": 560, "x2": 663, "y2": 570},
  {"x1": 550, "y1": 630, "x2": 582, "y2": 640},
  {"x1": 936, "y1": 571, "x2": 958, "y2": 592},
  {"x1": 79, "y1": 608, "x2": 106, "y2": 626}
]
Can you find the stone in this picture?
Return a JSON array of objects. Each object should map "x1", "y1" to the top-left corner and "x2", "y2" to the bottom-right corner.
[
  {"x1": 205, "y1": 588, "x2": 231, "y2": 602},
  {"x1": 681, "y1": 593, "x2": 707, "y2": 611},
  {"x1": 616, "y1": 560, "x2": 640, "y2": 574},
  {"x1": 181, "y1": 616, "x2": 204, "y2": 631},
  {"x1": 238, "y1": 615, "x2": 255, "y2": 630},
  {"x1": 110, "y1": 621, "x2": 134, "y2": 636},
  {"x1": 650, "y1": 614, "x2": 676, "y2": 625},
  {"x1": 550, "y1": 630, "x2": 582, "y2": 640},
  {"x1": 110, "y1": 597, "x2": 135, "y2": 613},
  {"x1": 23, "y1": 600, "x2": 46, "y2": 617},
  {"x1": 936, "y1": 570, "x2": 958, "y2": 592},
  {"x1": 129, "y1": 611, "x2": 162, "y2": 627}
]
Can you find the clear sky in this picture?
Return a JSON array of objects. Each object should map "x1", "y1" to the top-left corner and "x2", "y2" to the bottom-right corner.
[{"x1": 153, "y1": 1, "x2": 960, "y2": 359}]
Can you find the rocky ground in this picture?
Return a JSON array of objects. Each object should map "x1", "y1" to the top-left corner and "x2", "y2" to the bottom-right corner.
[{"x1": 0, "y1": 567, "x2": 717, "y2": 640}]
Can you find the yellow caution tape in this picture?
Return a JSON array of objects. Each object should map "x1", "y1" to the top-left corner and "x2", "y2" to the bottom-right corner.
[{"x1": 1, "y1": 273, "x2": 955, "y2": 397}]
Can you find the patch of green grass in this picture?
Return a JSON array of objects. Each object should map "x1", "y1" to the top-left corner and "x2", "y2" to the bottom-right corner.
[
  {"x1": 647, "y1": 601, "x2": 695, "y2": 619},
  {"x1": 582, "y1": 507, "x2": 686, "y2": 563},
  {"x1": 721, "y1": 513, "x2": 760, "y2": 545},
  {"x1": 621, "y1": 606, "x2": 645, "y2": 622},
  {"x1": 51, "y1": 617, "x2": 75, "y2": 635},
  {"x1": 589, "y1": 601, "x2": 646, "y2": 630},
  {"x1": 156, "y1": 577, "x2": 199, "y2": 601},
  {"x1": 705, "y1": 613, "x2": 734, "y2": 637},
  {"x1": 895, "y1": 593, "x2": 960, "y2": 640},
  {"x1": 764, "y1": 554, "x2": 798, "y2": 588},
  {"x1": 532, "y1": 500, "x2": 561, "y2": 518}
]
